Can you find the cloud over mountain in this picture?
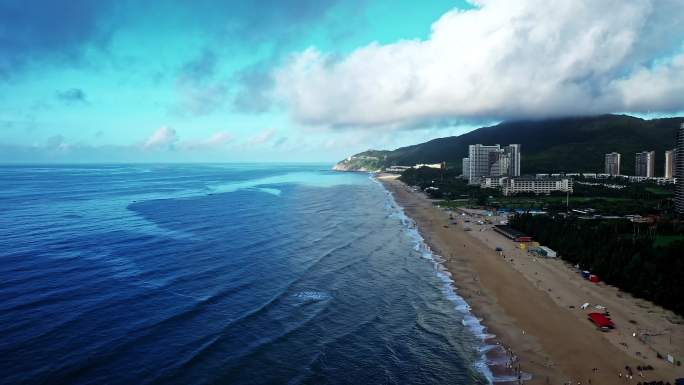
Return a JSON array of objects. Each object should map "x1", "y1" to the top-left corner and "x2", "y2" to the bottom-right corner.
[{"x1": 274, "y1": 0, "x2": 684, "y2": 128}]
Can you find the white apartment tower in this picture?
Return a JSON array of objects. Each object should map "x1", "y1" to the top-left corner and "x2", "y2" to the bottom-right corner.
[
  {"x1": 465, "y1": 144, "x2": 521, "y2": 184},
  {"x1": 466, "y1": 144, "x2": 501, "y2": 184},
  {"x1": 664, "y1": 150, "x2": 674, "y2": 179},
  {"x1": 461, "y1": 157, "x2": 470, "y2": 179},
  {"x1": 505, "y1": 144, "x2": 521, "y2": 177},
  {"x1": 488, "y1": 150, "x2": 510, "y2": 177},
  {"x1": 604, "y1": 152, "x2": 621, "y2": 176},
  {"x1": 635, "y1": 151, "x2": 655, "y2": 177},
  {"x1": 675, "y1": 123, "x2": 684, "y2": 214}
]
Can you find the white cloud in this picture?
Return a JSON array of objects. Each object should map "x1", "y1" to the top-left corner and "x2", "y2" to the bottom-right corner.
[
  {"x1": 179, "y1": 131, "x2": 233, "y2": 150},
  {"x1": 611, "y1": 52, "x2": 684, "y2": 112},
  {"x1": 143, "y1": 126, "x2": 177, "y2": 150},
  {"x1": 274, "y1": 0, "x2": 684, "y2": 128},
  {"x1": 246, "y1": 128, "x2": 277, "y2": 146},
  {"x1": 45, "y1": 135, "x2": 71, "y2": 152}
]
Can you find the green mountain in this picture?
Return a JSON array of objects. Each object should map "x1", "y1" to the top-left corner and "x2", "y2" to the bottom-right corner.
[{"x1": 334, "y1": 115, "x2": 683, "y2": 175}]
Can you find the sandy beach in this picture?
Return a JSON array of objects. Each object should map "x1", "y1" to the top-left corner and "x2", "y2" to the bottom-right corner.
[{"x1": 378, "y1": 174, "x2": 684, "y2": 385}]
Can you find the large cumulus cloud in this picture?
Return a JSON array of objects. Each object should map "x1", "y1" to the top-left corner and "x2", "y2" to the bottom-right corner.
[{"x1": 273, "y1": 0, "x2": 684, "y2": 128}]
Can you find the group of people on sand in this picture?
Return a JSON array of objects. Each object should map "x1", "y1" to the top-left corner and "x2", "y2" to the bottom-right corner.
[
  {"x1": 502, "y1": 344, "x2": 525, "y2": 384},
  {"x1": 617, "y1": 365, "x2": 673, "y2": 385},
  {"x1": 558, "y1": 364, "x2": 668, "y2": 385}
]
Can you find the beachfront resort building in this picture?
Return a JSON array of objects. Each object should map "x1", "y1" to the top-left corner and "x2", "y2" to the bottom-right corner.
[
  {"x1": 675, "y1": 123, "x2": 684, "y2": 214},
  {"x1": 500, "y1": 177, "x2": 573, "y2": 196},
  {"x1": 635, "y1": 151, "x2": 655, "y2": 177},
  {"x1": 464, "y1": 144, "x2": 521, "y2": 185},
  {"x1": 604, "y1": 152, "x2": 621, "y2": 176}
]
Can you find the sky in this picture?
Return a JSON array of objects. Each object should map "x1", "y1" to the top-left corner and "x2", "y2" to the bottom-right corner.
[{"x1": 1, "y1": 0, "x2": 683, "y2": 163}]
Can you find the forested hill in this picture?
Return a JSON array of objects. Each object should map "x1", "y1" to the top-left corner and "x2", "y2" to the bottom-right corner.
[{"x1": 334, "y1": 115, "x2": 683, "y2": 175}]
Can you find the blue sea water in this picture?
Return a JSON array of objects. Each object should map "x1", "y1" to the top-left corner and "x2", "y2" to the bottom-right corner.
[{"x1": 0, "y1": 164, "x2": 491, "y2": 385}]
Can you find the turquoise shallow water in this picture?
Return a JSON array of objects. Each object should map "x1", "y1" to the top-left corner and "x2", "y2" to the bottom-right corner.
[{"x1": 0, "y1": 164, "x2": 490, "y2": 385}]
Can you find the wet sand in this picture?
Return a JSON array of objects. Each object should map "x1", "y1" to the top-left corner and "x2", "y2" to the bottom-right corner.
[{"x1": 379, "y1": 174, "x2": 684, "y2": 385}]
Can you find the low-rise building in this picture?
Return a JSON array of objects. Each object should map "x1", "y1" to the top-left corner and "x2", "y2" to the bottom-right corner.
[
  {"x1": 384, "y1": 165, "x2": 411, "y2": 173},
  {"x1": 413, "y1": 163, "x2": 444, "y2": 169},
  {"x1": 501, "y1": 177, "x2": 573, "y2": 196},
  {"x1": 480, "y1": 177, "x2": 506, "y2": 189}
]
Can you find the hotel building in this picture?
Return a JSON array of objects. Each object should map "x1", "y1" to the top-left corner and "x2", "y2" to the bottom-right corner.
[{"x1": 501, "y1": 177, "x2": 573, "y2": 196}]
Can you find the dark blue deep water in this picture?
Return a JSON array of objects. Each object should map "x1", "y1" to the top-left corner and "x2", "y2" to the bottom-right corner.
[{"x1": 0, "y1": 164, "x2": 490, "y2": 385}]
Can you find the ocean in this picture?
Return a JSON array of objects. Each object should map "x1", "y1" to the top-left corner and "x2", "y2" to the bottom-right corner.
[{"x1": 0, "y1": 164, "x2": 491, "y2": 385}]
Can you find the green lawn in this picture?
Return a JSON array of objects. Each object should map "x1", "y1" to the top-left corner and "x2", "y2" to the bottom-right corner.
[
  {"x1": 644, "y1": 186, "x2": 673, "y2": 196},
  {"x1": 654, "y1": 234, "x2": 684, "y2": 247}
]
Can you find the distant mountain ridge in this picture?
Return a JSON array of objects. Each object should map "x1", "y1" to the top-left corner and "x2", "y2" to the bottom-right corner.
[{"x1": 334, "y1": 115, "x2": 684, "y2": 175}]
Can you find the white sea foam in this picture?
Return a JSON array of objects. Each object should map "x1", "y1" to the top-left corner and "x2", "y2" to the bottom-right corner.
[
  {"x1": 255, "y1": 187, "x2": 282, "y2": 196},
  {"x1": 491, "y1": 373, "x2": 533, "y2": 383},
  {"x1": 292, "y1": 291, "x2": 330, "y2": 302},
  {"x1": 375, "y1": 178, "x2": 496, "y2": 384}
]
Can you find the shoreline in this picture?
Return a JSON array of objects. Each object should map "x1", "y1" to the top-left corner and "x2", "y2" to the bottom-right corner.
[
  {"x1": 379, "y1": 176, "x2": 527, "y2": 384},
  {"x1": 377, "y1": 174, "x2": 684, "y2": 385}
]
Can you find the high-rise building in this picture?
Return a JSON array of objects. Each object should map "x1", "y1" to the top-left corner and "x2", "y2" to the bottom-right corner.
[
  {"x1": 604, "y1": 152, "x2": 621, "y2": 176},
  {"x1": 675, "y1": 123, "x2": 684, "y2": 214},
  {"x1": 635, "y1": 151, "x2": 655, "y2": 177},
  {"x1": 664, "y1": 150, "x2": 674, "y2": 179},
  {"x1": 505, "y1": 144, "x2": 521, "y2": 176},
  {"x1": 466, "y1": 144, "x2": 502, "y2": 184},
  {"x1": 466, "y1": 143, "x2": 522, "y2": 184},
  {"x1": 488, "y1": 150, "x2": 510, "y2": 177},
  {"x1": 461, "y1": 158, "x2": 469, "y2": 179}
]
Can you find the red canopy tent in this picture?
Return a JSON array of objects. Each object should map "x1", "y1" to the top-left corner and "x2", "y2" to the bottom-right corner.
[{"x1": 588, "y1": 312, "x2": 614, "y2": 329}]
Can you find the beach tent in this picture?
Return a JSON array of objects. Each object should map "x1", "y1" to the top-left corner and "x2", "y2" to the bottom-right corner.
[
  {"x1": 527, "y1": 246, "x2": 543, "y2": 255},
  {"x1": 588, "y1": 312, "x2": 614, "y2": 329},
  {"x1": 589, "y1": 274, "x2": 600, "y2": 283},
  {"x1": 538, "y1": 246, "x2": 557, "y2": 258}
]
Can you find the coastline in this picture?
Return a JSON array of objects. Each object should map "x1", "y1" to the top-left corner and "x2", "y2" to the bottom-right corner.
[{"x1": 377, "y1": 174, "x2": 684, "y2": 385}]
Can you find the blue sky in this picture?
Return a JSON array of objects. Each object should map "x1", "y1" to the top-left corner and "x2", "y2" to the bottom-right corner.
[{"x1": 1, "y1": 0, "x2": 683, "y2": 163}]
